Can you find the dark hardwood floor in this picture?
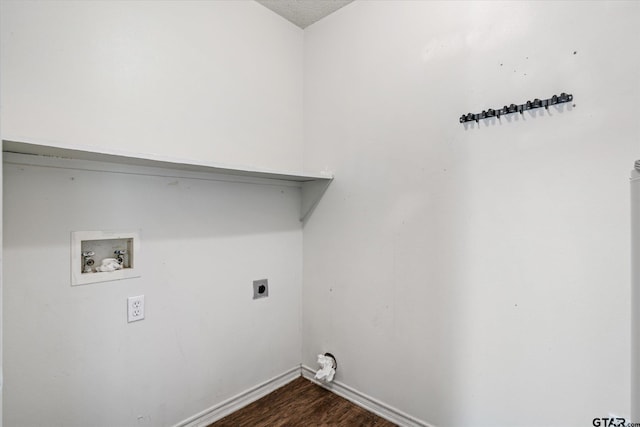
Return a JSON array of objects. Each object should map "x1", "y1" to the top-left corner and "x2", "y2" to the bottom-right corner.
[{"x1": 210, "y1": 376, "x2": 397, "y2": 426}]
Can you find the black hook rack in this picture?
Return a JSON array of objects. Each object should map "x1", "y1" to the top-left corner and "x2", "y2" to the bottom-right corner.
[{"x1": 459, "y1": 92, "x2": 573, "y2": 124}]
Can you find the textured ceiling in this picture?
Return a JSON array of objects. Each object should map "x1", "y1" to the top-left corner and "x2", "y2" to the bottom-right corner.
[{"x1": 255, "y1": 0, "x2": 354, "y2": 29}]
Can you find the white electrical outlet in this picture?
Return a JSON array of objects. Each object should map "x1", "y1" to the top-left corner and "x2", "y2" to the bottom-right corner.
[{"x1": 127, "y1": 295, "x2": 145, "y2": 322}]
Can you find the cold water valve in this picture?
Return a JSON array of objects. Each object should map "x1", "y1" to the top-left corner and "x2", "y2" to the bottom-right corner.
[{"x1": 114, "y1": 249, "x2": 128, "y2": 267}]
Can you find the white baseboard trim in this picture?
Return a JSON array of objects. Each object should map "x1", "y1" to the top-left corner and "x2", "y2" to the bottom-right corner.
[
  {"x1": 301, "y1": 365, "x2": 433, "y2": 427},
  {"x1": 175, "y1": 365, "x2": 432, "y2": 427},
  {"x1": 174, "y1": 366, "x2": 301, "y2": 427}
]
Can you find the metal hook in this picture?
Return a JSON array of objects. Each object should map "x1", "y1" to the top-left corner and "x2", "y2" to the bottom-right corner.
[{"x1": 458, "y1": 92, "x2": 572, "y2": 125}]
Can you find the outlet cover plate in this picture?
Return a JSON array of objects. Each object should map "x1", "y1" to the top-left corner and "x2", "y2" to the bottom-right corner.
[
  {"x1": 127, "y1": 295, "x2": 145, "y2": 322},
  {"x1": 253, "y1": 279, "x2": 269, "y2": 299}
]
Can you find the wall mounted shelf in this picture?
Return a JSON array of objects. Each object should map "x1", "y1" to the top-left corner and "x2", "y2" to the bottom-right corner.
[{"x1": 2, "y1": 138, "x2": 333, "y2": 221}]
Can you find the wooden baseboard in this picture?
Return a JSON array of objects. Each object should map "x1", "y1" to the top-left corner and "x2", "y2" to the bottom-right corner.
[
  {"x1": 300, "y1": 365, "x2": 433, "y2": 427},
  {"x1": 174, "y1": 366, "x2": 301, "y2": 427}
]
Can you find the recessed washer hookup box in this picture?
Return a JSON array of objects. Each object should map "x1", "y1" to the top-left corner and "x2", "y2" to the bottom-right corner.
[{"x1": 71, "y1": 230, "x2": 140, "y2": 286}]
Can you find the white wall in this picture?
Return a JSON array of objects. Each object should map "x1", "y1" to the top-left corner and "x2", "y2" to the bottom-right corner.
[
  {"x1": 632, "y1": 170, "x2": 640, "y2": 421},
  {"x1": 303, "y1": 1, "x2": 640, "y2": 426},
  {"x1": 1, "y1": 1, "x2": 305, "y2": 426},
  {"x1": 1, "y1": 0, "x2": 304, "y2": 172},
  {"x1": 4, "y1": 1, "x2": 640, "y2": 426},
  {"x1": 0, "y1": 150, "x2": 3, "y2": 425},
  {"x1": 3, "y1": 157, "x2": 303, "y2": 426}
]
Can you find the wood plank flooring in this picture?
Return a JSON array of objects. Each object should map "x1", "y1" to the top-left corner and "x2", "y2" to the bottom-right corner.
[{"x1": 210, "y1": 377, "x2": 397, "y2": 426}]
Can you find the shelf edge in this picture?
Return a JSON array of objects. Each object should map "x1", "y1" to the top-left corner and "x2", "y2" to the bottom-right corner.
[{"x1": 2, "y1": 138, "x2": 334, "y2": 183}]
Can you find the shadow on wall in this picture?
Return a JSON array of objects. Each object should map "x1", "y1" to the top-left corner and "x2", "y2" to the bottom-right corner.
[{"x1": 3, "y1": 162, "x2": 302, "y2": 250}]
